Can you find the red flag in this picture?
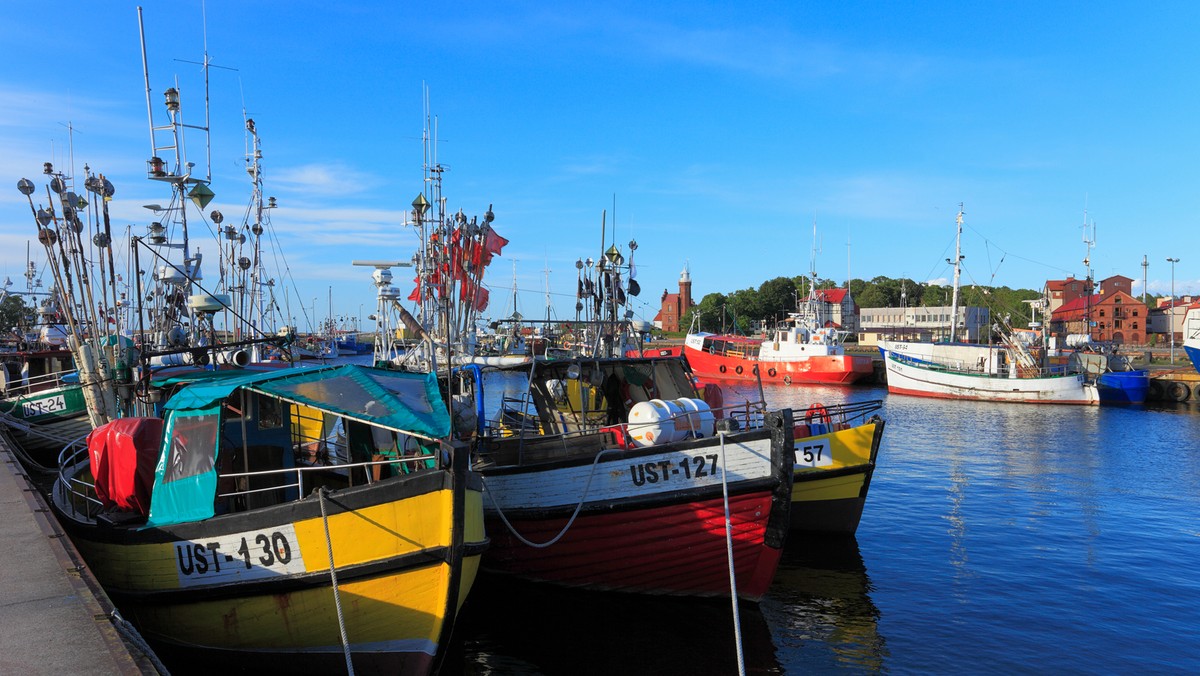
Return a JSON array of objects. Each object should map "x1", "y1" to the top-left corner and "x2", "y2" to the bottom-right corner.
[
  {"x1": 479, "y1": 226, "x2": 509, "y2": 267},
  {"x1": 484, "y1": 227, "x2": 508, "y2": 255},
  {"x1": 474, "y1": 287, "x2": 490, "y2": 312},
  {"x1": 407, "y1": 277, "x2": 421, "y2": 302}
]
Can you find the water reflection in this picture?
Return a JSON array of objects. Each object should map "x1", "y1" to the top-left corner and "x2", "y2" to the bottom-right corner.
[
  {"x1": 763, "y1": 536, "x2": 885, "y2": 673},
  {"x1": 447, "y1": 574, "x2": 783, "y2": 675}
]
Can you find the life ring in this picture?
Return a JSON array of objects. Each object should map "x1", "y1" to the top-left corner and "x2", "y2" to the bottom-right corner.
[
  {"x1": 782, "y1": 374, "x2": 792, "y2": 385},
  {"x1": 708, "y1": 346, "x2": 716, "y2": 354},
  {"x1": 735, "y1": 365, "x2": 743, "y2": 375},
  {"x1": 752, "y1": 365, "x2": 759, "y2": 376},
  {"x1": 805, "y1": 403, "x2": 832, "y2": 426},
  {"x1": 719, "y1": 364, "x2": 727, "y2": 374},
  {"x1": 767, "y1": 368, "x2": 777, "y2": 378}
]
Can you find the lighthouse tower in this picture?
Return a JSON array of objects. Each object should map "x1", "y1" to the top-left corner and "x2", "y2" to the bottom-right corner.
[{"x1": 679, "y1": 262, "x2": 692, "y2": 316}]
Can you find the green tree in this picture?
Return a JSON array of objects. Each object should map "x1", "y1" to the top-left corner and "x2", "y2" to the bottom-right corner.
[
  {"x1": 682, "y1": 293, "x2": 730, "y2": 333},
  {"x1": 0, "y1": 294, "x2": 30, "y2": 334},
  {"x1": 757, "y1": 277, "x2": 797, "y2": 321}
]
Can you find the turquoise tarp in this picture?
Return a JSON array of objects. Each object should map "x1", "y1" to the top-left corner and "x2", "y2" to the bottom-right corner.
[{"x1": 146, "y1": 365, "x2": 450, "y2": 526}]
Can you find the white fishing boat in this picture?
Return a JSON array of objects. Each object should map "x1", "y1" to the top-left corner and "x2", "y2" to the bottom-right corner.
[{"x1": 878, "y1": 208, "x2": 1099, "y2": 405}]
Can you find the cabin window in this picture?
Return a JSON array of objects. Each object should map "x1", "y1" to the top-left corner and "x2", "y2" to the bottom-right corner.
[
  {"x1": 258, "y1": 394, "x2": 283, "y2": 429},
  {"x1": 163, "y1": 413, "x2": 219, "y2": 484}
]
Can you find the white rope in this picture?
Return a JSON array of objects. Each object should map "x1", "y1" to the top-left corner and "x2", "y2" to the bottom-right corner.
[
  {"x1": 482, "y1": 447, "x2": 621, "y2": 548},
  {"x1": 718, "y1": 432, "x2": 746, "y2": 676},
  {"x1": 318, "y1": 488, "x2": 355, "y2": 675},
  {"x1": 110, "y1": 609, "x2": 172, "y2": 675}
]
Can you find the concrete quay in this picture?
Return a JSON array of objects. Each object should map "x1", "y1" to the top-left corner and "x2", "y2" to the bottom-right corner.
[{"x1": 0, "y1": 431, "x2": 155, "y2": 674}]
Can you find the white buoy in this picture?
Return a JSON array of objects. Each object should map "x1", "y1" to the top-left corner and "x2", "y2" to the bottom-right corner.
[{"x1": 673, "y1": 398, "x2": 715, "y2": 438}]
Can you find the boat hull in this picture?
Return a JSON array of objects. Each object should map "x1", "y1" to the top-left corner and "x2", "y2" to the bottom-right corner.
[
  {"x1": 53, "y1": 467, "x2": 486, "y2": 674},
  {"x1": 1185, "y1": 344, "x2": 1200, "y2": 375},
  {"x1": 790, "y1": 419, "x2": 884, "y2": 534},
  {"x1": 681, "y1": 346, "x2": 874, "y2": 385},
  {"x1": 0, "y1": 381, "x2": 87, "y2": 424},
  {"x1": 479, "y1": 412, "x2": 794, "y2": 601},
  {"x1": 883, "y1": 351, "x2": 1099, "y2": 405},
  {"x1": 1096, "y1": 370, "x2": 1149, "y2": 405}
]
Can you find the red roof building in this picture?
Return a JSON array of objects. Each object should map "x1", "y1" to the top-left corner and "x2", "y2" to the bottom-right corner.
[
  {"x1": 1049, "y1": 283, "x2": 1148, "y2": 345},
  {"x1": 1043, "y1": 277, "x2": 1090, "y2": 313}
]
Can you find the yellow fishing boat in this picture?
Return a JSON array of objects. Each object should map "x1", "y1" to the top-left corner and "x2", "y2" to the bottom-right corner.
[
  {"x1": 51, "y1": 364, "x2": 486, "y2": 674},
  {"x1": 789, "y1": 400, "x2": 885, "y2": 534}
]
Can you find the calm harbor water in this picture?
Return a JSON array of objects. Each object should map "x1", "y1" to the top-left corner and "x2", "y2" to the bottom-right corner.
[{"x1": 447, "y1": 381, "x2": 1200, "y2": 674}]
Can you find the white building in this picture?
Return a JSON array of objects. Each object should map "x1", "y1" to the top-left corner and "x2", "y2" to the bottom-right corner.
[{"x1": 857, "y1": 305, "x2": 990, "y2": 346}]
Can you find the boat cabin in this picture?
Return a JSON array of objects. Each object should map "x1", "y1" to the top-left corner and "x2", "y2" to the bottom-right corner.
[{"x1": 64, "y1": 364, "x2": 452, "y2": 527}]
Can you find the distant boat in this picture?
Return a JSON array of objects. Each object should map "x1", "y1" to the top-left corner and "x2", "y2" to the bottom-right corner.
[
  {"x1": 672, "y1": 224, "x2": 873, "y2": 386},
  {"x1": 879, "y1": 339, "x2": 1099, "y2": 404},
  {"x1": 877, "y1": 207, "x2": 1100, "y2": 406},
  {"x1": 678, "y1": 324, "x2": 875, "y2": 385}
]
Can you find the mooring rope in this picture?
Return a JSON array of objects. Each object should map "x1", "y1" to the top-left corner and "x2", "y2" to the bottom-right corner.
[
  {"x1": 718, "y1": 432, "x2": 746, "y2": 676},
  {"x1": 318, "y1": 487, "x2": 355, "y2": 675},
  {"x1": 109, "y1": 609, "x2": 172, "y2": 675},
  {"x1": 482, "y1": 447, "x2": 621, "y2": 548}
]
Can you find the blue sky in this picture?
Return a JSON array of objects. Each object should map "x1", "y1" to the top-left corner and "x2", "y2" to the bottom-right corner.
[{"x1": 2, "y1": 1, "x2": 1197, "y2": 331}]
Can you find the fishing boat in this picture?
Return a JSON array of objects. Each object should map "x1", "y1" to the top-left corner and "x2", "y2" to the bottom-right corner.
[
  {"x1": 468, "y1": 228, "x2": 797, "y2": 598},
  {"x1": 1067, "y1": 341, "x2": 1149, "y2": 405},
  {"x1": 878, "y1": 208, "x2": 1100, "y2": 405},
  {"x1": 789, "y1": 400, "x2": 885, "y2": 534},
  {"x1": 673, "y1": 229, "x2": 873, "y2": 386},
  {"x1": 465, "y1": 353, "x2": 794, "y2": 601},
  {"x1": 0, "y1": 295, "x2": 86, "y2": 426},
  {"x1": 679, "y1": 323, "x2": 875, "y2": 386},
  {"x1": 51, "y1": 363, "x2": 486, "y2": 674}
]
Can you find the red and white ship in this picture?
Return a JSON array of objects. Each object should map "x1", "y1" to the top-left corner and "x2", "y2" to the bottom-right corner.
[
  {"x1": 472, "y1": 354, "x2": 795, "y2": 601},
  {"x1": 676, "y1": 321, "x2": 874, "y2": 385}
]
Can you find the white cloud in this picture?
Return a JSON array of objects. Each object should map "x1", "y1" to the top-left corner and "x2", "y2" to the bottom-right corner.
[{"x1": 270, "y1": 163, "x2": 383, "y2": 198}]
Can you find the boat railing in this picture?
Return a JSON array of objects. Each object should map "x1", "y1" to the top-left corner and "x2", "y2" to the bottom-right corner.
[
  {"x1": 55, "y1": 433, "x2": 101, "y2": 518},
  {"x1": 2, "y1": 367, "x2": 78, "y2": 397},
  {"x1": 55, "y1": 433, "x2": 451, "y2": 520},
  {"x1": 891, "y1": 350, "x2": 1072, "y2": 379}
]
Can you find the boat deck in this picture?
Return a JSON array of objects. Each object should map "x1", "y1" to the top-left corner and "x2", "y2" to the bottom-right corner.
[{"x1": 0, "y1": 430, "x2": 153, "y2": 674}]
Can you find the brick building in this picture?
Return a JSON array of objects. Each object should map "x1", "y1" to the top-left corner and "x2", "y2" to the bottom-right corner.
[
  {"x1": 654, "y1": 264, "x2": 695, "y2": 332},
  {"x1": 1048, "y1": 275, "x2": 1147, "y2": 344}
]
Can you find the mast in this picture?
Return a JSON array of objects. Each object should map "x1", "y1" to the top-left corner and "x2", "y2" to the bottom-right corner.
[
  {"x1": 1082, "y1": 208, "x2": 1095, "y2": 342},
  {"x1": 948, "y1": 206, "x2": 964, "y2": 343}
]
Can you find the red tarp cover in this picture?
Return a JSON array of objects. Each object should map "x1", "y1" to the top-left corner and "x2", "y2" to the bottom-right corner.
[{"x1": 87, "y1": 417, "x2": 163, "y2": 515}]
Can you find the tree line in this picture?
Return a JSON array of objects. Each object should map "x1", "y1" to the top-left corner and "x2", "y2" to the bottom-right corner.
[{"x1": 680, "y1": 275, "x2": 1043, "y2": 334}]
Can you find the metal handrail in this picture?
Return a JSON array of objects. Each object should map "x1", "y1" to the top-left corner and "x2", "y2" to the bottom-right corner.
[
  {"x1": 55, "y1": 435, "x2": 450, "y2": 516},
  {"x1": 3, "y1": 367, "x2": 78, "y2": 396}
]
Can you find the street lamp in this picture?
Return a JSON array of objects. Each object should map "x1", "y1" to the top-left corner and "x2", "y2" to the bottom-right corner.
[{"x1": 1167, "y1": 257, "x2": 1180, "y2": 363}]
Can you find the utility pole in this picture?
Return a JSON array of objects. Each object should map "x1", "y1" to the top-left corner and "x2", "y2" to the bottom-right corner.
[{"x1": 1167, "y1": 257, "x2": 1180, "y2": 363}]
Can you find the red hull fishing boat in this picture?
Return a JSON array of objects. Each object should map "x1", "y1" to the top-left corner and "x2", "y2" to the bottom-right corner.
[
  {"x1": 466, "y1": 354, "x2": 794, "y2": 600},
  {"x1": 671, "y1": 326, "x2": 874, "y2": 385}
]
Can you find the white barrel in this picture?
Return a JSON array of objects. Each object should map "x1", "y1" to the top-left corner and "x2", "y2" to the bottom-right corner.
[
  {"x1": 628, "y1": 399, "x2": 679, "y2": 447},
  {"x1": 673, "y1": 398, "x2": 715, "y2": 439}
]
